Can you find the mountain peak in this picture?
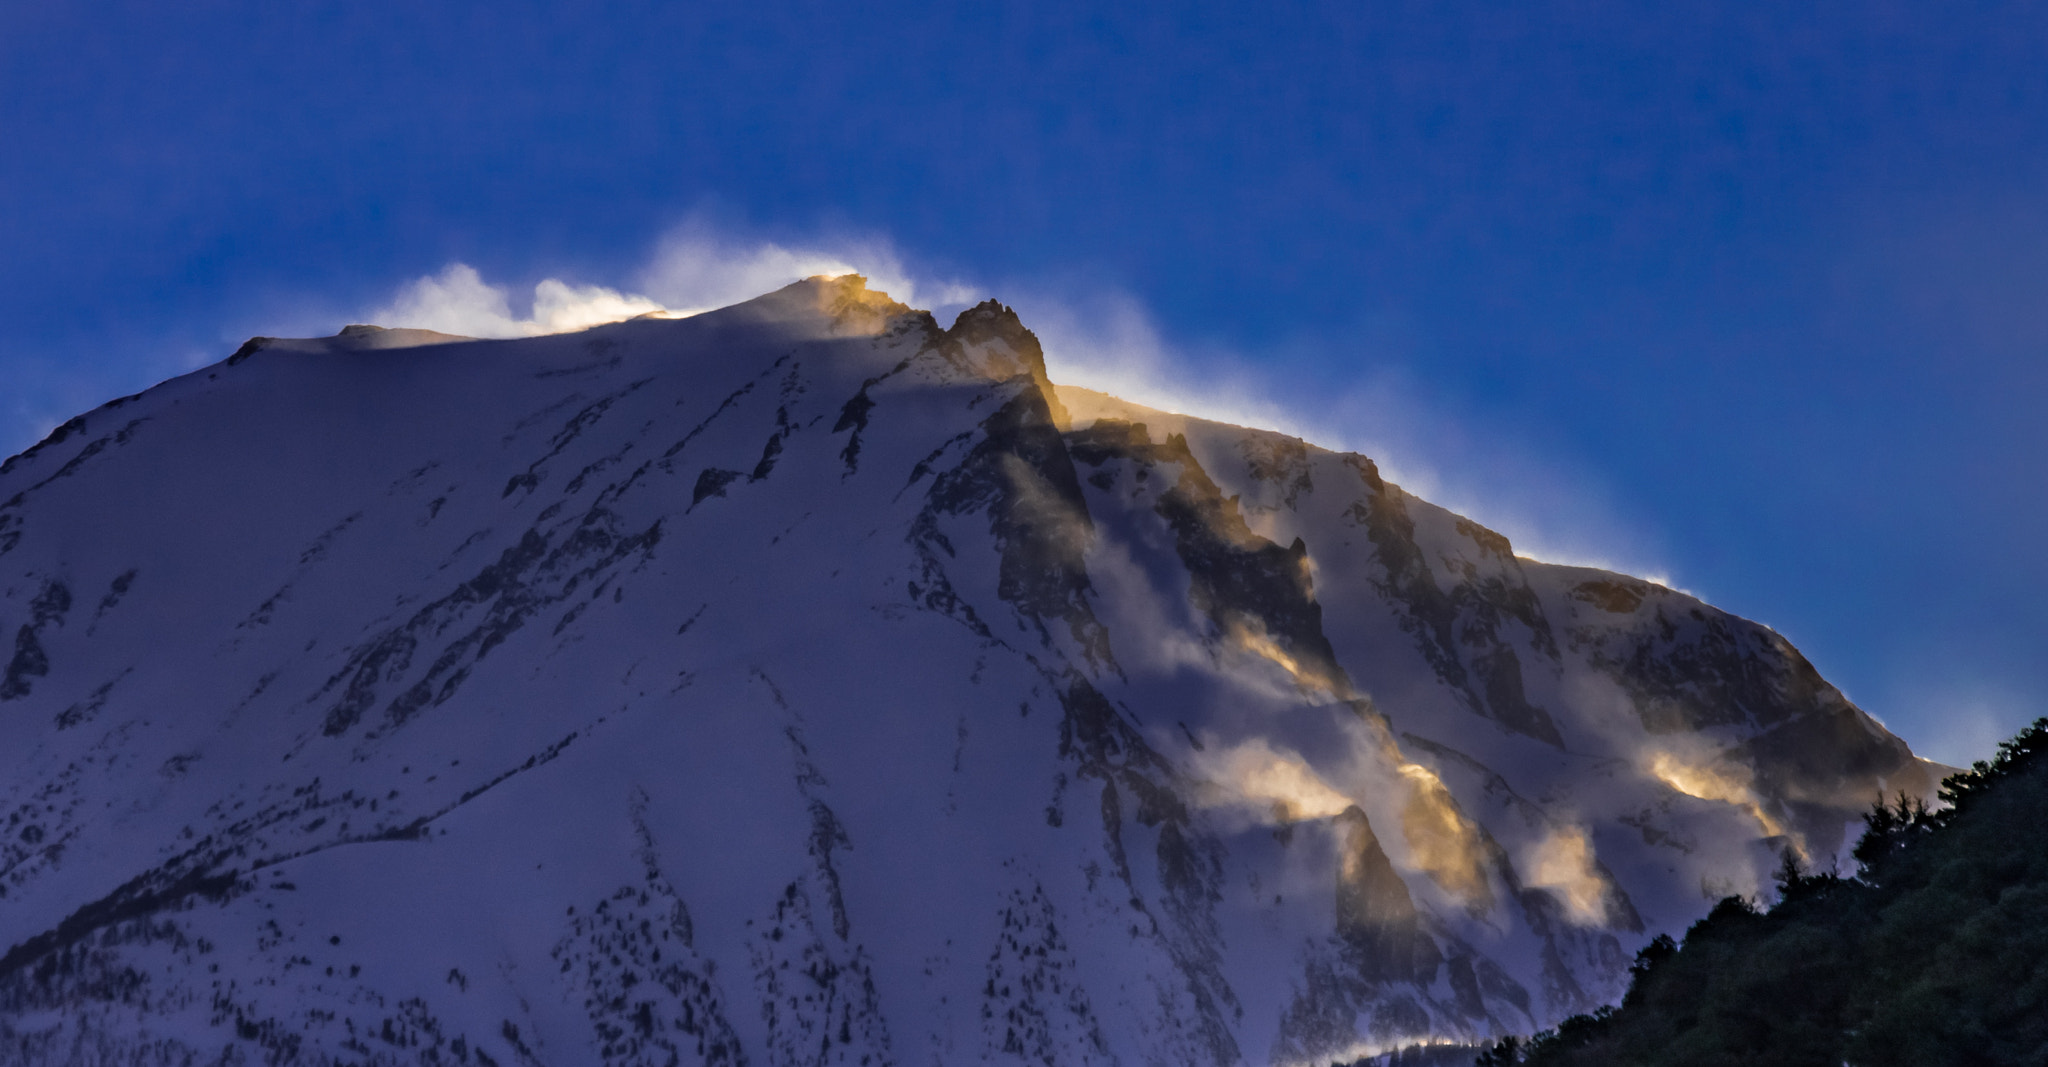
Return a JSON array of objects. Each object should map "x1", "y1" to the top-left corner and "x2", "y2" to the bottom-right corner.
[
  {"x1": 947, "y1": 297, "x2": 1067, "y2": 427},
  {"x1": 0, "y1": 281, "x2": 1939, "y2": 1064},
  {"x1": 736, "y1": 272, "x2": 917, "y2": 337}
]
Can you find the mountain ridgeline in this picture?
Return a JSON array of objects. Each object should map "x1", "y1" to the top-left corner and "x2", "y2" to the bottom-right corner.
[{"x1": 0, "y1": 277, "x2": 1940, "y2": 1065}]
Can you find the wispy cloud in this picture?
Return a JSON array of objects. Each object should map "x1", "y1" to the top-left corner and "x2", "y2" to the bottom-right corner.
[
  {"x1": 635, "y1": 221, "x2": 978, "y2": 315},
  {"x1": 1187, "y1": 736, "x2": 1356, "y2": 822},
  {"x1": 370, "y1": 264, "x2": 673, "y2": 338},
  {"x1": 367, "y1": 219, "x2": 981, "y2": 339},
  {"x1": 1886, "y1": 676, "x2": 2031, "y2": 770}
]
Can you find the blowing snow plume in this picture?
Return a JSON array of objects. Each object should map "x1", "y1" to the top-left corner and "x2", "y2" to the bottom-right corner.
[
  {"x1": 1647, "y1": 748, "x2": 1789, "y2": 844},
  {"x1": 371, "y1": 264, "x2": 676, "y2": 337},
  {"x1": 369, "y1": 222, "x2": 979, "y2": 339}
]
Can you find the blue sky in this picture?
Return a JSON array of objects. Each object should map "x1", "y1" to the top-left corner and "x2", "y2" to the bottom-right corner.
[{"x1": 4, "y1": 0, "x2": 2043, "y2": 764}]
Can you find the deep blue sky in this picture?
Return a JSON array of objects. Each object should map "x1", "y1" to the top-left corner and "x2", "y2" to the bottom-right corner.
[{"x1": 4, "y1": 0, "x2": 2044, "y2": 764}]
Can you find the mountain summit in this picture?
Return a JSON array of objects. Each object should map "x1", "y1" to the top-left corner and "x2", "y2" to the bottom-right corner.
[{"x1": 0, "y1": 277, "x2": 1938, "y2": 1065}]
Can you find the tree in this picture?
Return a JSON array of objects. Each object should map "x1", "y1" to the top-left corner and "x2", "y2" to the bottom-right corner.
[{"x1": 1473, "y1": 1035, "x2": 1520, "y2": 1066}]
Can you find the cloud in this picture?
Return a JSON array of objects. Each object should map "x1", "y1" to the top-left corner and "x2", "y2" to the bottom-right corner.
[
  {"x1": 369, "y1": 264, "x2": 672, "y2": 338},
  {"x1": 1523, "y1": 825, "x2": 1609, "y2": 925},
  {"x1": 529, "y1": 278, "x2": 673, "y2": 333},
  {"x1": 635, "y1": 222, "x2": 979, "y2": 316},
  {"x1": 1645, "y1": 745, "x2": 1792, "y2": 850},
  {"x1": 368, "y1": 221, "x2": 982, "y2": 340},
  {"x1": 1395, "y1": 761, "x2": 1494, "y2": 908},
  {"x1": 1189, "y1": 737, "x2": 1356, "y2": 823},
  {"x1": 1013, "y1": 291, "x2": 1312, "y2": 443},
  {"x1": 1891, "y1": 680, "x2": 2030, "y2": 770}
]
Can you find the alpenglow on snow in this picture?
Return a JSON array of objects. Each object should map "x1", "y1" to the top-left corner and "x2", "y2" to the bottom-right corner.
[{"x1": 0, "y1": 277, "x2": 1939, "y2": 1065}]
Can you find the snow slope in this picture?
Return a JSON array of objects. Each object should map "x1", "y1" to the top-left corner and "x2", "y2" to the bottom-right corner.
[{"x1": 0, "y1": 278, "x2": 1939, "y2": 1065}]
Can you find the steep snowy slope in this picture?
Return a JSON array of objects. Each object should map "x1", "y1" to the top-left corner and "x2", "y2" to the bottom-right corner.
[{"x1": 0, "y1": 278, "x2": 1938, "y2": 1066}]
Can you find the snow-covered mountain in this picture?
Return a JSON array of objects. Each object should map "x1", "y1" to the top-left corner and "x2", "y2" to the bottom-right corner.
[{"x1": 0, "y1": 277, "x2": 1939, "y2": 1066}]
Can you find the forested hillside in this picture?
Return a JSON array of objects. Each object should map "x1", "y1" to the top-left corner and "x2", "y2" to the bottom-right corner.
[{"x1": 1471, "y1": 717, "x2": 2048, "y2": 1067}]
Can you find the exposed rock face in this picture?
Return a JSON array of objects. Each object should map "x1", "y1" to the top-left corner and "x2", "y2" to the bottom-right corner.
[{"x1": 0, "y1": 278, "x2": 1938, "y2": 1065}]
